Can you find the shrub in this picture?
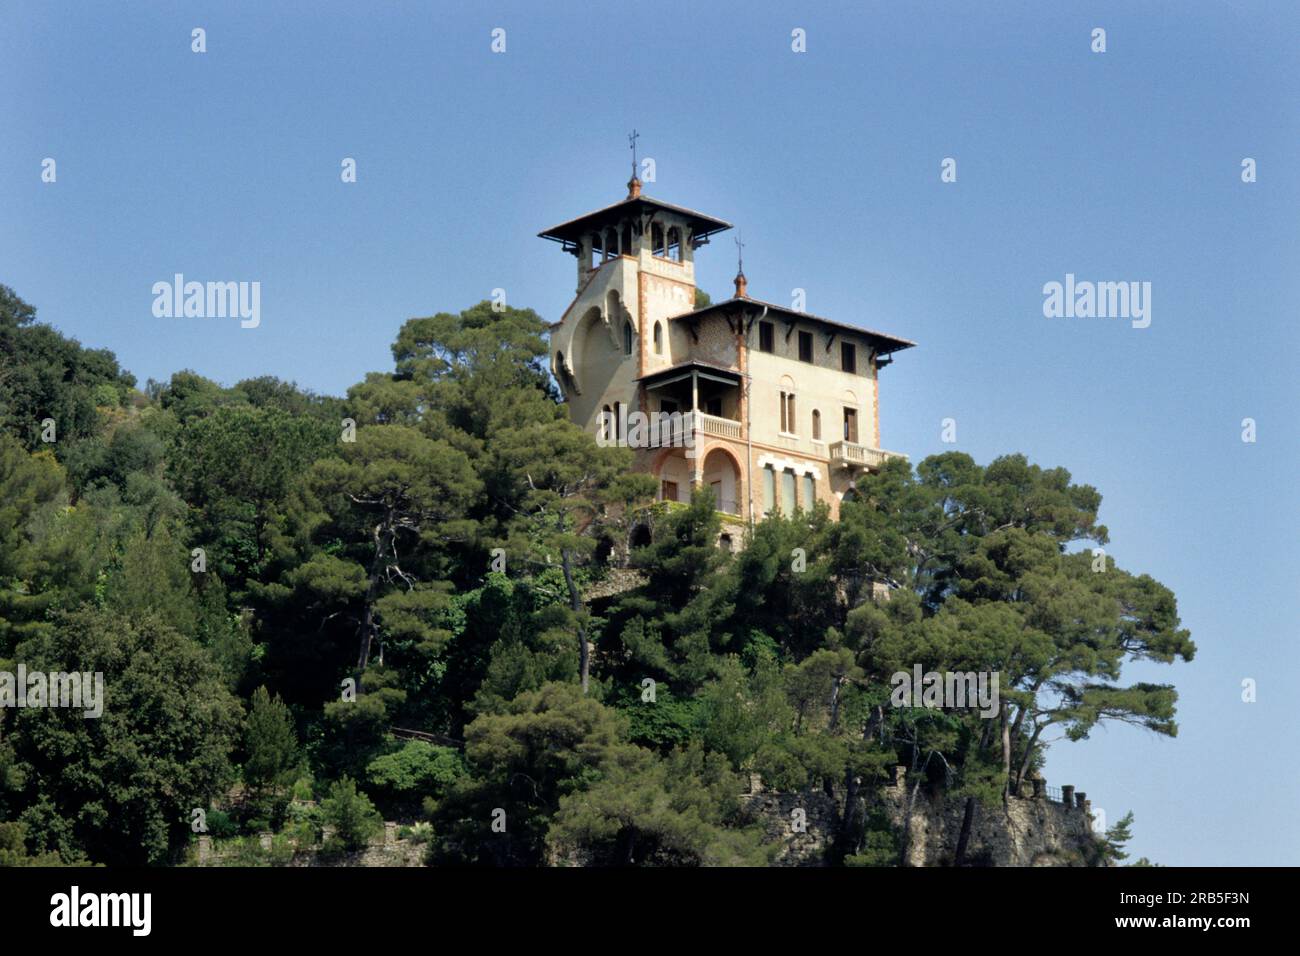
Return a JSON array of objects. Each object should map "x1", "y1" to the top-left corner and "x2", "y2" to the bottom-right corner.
[{"x1": 320, "y1": 777, "x2": 382, "y2": 853}]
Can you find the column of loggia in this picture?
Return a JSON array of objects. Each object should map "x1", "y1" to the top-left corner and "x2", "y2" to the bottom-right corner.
[{"x1": 689, "y1": 368, "x2": 702, "y2": 486}]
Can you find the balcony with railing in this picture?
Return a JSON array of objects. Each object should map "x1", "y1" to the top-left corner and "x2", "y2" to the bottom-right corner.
[
  {"x1": 692, "y1": 410, "x2": 743, "y2": 440},
  {"x1": 828, "y1": 440, "x2": 907, "y2": 471}
]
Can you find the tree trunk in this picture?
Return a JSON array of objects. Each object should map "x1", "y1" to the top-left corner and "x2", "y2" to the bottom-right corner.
[
  {"x1": 899, "y1": 774, "x2": 923, "y2": 867},
  {"x1": 953, "y1": 796, "x2": 977, "y2": 866},
  {"x1": 837, "y1": 768, "x2": 862, "y2": 857},
  {"x1": 1014, "y1": 722, "x2": 1046, "y2": 793},
  {"x1": 1000, "y1": 699, "x2": 1012, "y2": 797},
  {"x1": 828, "y1": 675, "x2": 845, "y2": 730},
  {"x1": 356, "y1": 517, "x2": 393, "y2": 676},
  {"x1": 560, "y1": 549, "x2": 590, "y2": 694},
  {"x1": 863, "y1": 704, "x2": 884, "y2": 744}
]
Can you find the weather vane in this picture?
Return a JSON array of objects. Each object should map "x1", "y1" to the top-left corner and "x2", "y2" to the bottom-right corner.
[
  {"x1": 735, "y1": 230, "x2": 745, "y2": 275},
  {"x1": 628, "y1": 129, "x2": 640, "y2": 178}
]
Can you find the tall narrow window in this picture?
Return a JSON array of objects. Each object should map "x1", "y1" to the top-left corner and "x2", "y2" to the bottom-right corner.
[
  {"x1": 781, "y1": 469, "x2": 796, "y2": 516},
  {"x1": 759, "y1": 322, "x2": 774, "y2": 353},
  {"x1": 802, "y1": 474, "x2": 815, "y2": 510},
  {"x1": 786, "y1": 394, "x2": 796, "y2": 434},
  {"x1": 843, "y1": 407, "x2": 858, "y2": 443},
  {"x1": 667, "y1": 228, "x2": 681, "y2": 262},
  {"x1": 621, "y1": 222, "x2": 633, "y2": 255},
  {"x1": 623, "y1": 321, "x2": 633, "y2": 355},
  {"x1": 763, "y1": 466, "x2": 776, "y2": 516},
  {"x1": 798, "y1": 331, "x2": 813, "y2": 363},
  {"x1": 605, "y1": 228, "x2": 618, "y2": 260},
  {"x1": 812, "y1": 409, "x2": 821, "y2": 441},
  {"x1": 841, "y1": 342, "x2": 856, "y2": 373},
  {"x1": 653, "y1": 322, "x2": 663, "y2": 355},
  {"x1": 601, "y1": 405, "x2": 613, "y2": 442},
  {"x1": 652, "y1": 224, "x2": 666, "y2": 257}
]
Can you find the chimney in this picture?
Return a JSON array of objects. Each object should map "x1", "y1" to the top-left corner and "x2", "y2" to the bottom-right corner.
[{"x1": 627, "y1": 176, "x2": 642, "y2": 199}]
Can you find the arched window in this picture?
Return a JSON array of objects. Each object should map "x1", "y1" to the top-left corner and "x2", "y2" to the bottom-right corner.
[
  {"x1": 653, "y1": 322, "x2": 663, "y2": 355},
  {"x1": 667, "y1": 228, "x2": 681, "y2": 261},
  {"x1": 651, "y1": 224, "x2": 665, "y2": 257},
  {"x1": 621, "y1": 221, "x2": 633, "y2": 256},
  {"x1": 780, "y1": 391, "x2": 796, "y2": 434},
  {"x1": 604, "y1": 227, "x2": 618, "y2": 259},
  {"x1": 623, "y1": 321, "x2": 633, "y2": 355},
  {"x1": 812, "y1": 409, "x2": 822, "y2": 441},
  {"x1": 590, "y1": 234, "x2": 602, "y2": 269}
]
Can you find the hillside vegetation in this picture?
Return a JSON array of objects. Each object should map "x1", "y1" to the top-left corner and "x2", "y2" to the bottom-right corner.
[{"x1": 0, "y1": 284, "x2": 1192, "y2": 866}]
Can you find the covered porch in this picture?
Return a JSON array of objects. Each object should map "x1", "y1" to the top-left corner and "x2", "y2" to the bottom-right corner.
[{"x1": 636, "y1": 361, "x2": 745, "y2": 443}]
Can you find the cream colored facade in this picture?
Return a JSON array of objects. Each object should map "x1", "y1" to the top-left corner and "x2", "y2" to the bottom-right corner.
[{"x1": 543, "y1": 178, "x2": 915, "y2": 537}]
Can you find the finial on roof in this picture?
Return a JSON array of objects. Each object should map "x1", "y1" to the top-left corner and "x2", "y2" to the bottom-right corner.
[
  {"x1": 627, "y1": 129, "x2": 642, "y2": 198},
  {"x1": 733, "y1": 231, "x2": 747, "y2": 298}
]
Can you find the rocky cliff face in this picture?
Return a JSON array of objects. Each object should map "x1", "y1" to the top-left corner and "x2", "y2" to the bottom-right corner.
[{"x1": 741, "y1": 771, "x2": 1100, "y2": 867}]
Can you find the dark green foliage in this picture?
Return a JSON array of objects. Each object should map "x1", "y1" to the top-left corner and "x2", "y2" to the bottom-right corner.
[
  {"x1": 3, "y1": 608, "x2": 242, "y2": 865},
  {"x1": 319, "y1": 777, "x2": 383, "y2": 853},
  {"x1": 0, "y1": 284, "x2": 135, "y2": 453},
  {"x1": 1097, "y1": 811, "x2": 1137, "y2": 866},
  {"x1": 0, "y1": 282, "x2": 1191, "y2": 867},
  {"x1": 243, "y1": 686, "x2": 301, "y2": 800},
  {"x1": 366, "y1": 740, "x2": 464, "y2": 804}
]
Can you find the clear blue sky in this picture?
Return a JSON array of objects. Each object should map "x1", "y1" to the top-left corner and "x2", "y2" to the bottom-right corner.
[{"x1": 2, "y1": 1, "x2": 1296, "y2": 866}]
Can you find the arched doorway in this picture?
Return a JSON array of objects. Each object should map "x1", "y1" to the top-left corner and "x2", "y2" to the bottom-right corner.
[
  {"x1": 702, "y1": 447, "x2": 742, "y2": 515},
  {"x1": 653, "y1": 449, "x2": 691, "y2": 504}
]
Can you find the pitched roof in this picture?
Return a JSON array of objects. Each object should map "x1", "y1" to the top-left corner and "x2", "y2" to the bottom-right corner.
[
  {"x1": 674, "y1": 297, "x2": 917, "y2": 356},
  {"x1": 634, "y1": 359, "x2": 743, "y2": 385},
  {"x1": 539, "y1": 195, "x2": 732, "y2": 248}
]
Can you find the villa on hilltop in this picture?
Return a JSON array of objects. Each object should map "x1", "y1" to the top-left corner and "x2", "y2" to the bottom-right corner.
[{"x1": 544, "y1": 169, "x2": 915, "y2": 540}]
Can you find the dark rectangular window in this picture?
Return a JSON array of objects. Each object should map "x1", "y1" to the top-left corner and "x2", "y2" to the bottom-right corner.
[
  {"x1": 843, "y1": 408, "x2": 858, "y2": 444},
  {"x1": 841, "y1": 342, "x2": 856, "y2": 373},
  {"x1": 798, "y1": 331, "x2": 813, "y2": 363},
  {"x1": 759, "y1": 321, "x2": 774, "y2": 353}
]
